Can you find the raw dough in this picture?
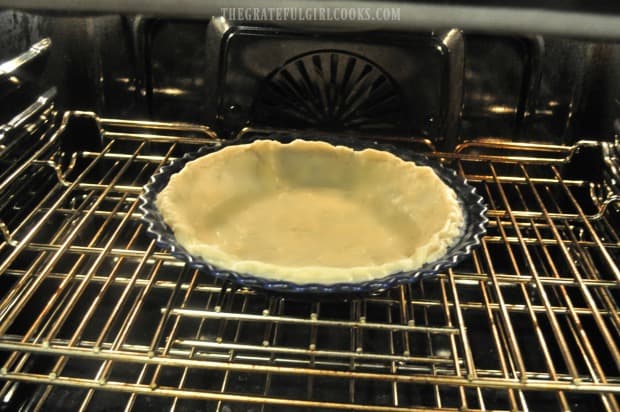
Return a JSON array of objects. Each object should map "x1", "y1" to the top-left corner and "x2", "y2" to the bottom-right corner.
[{"x1": 156, "y1": 140, "x2": 463, "y2": 283}]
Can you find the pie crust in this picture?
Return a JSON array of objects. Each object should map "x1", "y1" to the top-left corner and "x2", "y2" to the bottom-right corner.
[{"x1": 156, "y1": 140, "x2": 464, "y2": 284}]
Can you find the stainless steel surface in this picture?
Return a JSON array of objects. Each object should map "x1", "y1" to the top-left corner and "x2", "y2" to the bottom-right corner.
[
  {"x1": 0, "y1": 113, "x2": 617, "y2": 410},
  {"x1": 0, "y1": 37, "x2": 50, "y2": 78},
  {"x1": 438, "y1": 28, "x2": 464, "y2": 150},
  {"x1": 0, "y1": 87, "x2": 56, "y2": 145},
  {"x1": 2, "y1": 1, "x2": 620, "y2": 39}
]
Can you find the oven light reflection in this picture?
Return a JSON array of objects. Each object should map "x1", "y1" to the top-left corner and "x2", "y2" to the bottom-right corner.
[
  {"x1": 153, "y1": 87, "x2": 188, "y2": 96},
  {"x1": 1, "y1": 381, "x2": 18, "y2": 404},
  {"x1": 487, "y1": 105, "x2": 515, "y2": 114},
  {"x1": 115, "y1": 77, "x2": 191, "y2": 96}
]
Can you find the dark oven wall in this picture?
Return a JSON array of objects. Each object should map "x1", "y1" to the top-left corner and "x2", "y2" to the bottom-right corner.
[{"x1": 2, "y1": 10, "x2": 620, "y2": 148}]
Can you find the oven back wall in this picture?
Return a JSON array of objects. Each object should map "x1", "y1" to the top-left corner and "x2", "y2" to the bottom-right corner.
[{"x1": 1, "y1": 11, "x2": 620, "y2": 145}]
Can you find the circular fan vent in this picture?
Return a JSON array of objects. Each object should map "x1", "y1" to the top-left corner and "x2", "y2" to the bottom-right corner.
[{"x1": 252, "y1": 51, "x2": 405, "y2": 131}]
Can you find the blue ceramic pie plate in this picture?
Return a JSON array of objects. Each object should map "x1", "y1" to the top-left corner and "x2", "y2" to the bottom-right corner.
[{"x1": 139, "y1": 135, "x2": 487, "y2": 295}]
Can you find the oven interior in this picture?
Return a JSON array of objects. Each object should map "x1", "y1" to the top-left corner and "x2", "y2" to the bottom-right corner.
[{"x1": 0, "y1": 10, "x2": 619, "y2": 411}]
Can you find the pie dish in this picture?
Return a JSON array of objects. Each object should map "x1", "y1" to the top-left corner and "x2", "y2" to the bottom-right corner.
[{"x1": 140, "y1": 135, "x2": 487, "y2": 294}]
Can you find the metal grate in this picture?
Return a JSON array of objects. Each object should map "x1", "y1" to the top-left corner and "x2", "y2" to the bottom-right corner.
[{"x1": 0, "y1": 112, "x2": 618, "y2": 411}]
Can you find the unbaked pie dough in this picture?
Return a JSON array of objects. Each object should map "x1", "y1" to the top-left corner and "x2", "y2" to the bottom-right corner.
[{"x1": 156, "y1": 140, "x2": 464, "y2": 284}]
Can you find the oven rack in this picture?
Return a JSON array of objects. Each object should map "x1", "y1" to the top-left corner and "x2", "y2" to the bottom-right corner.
[{"x1": 0, "y1": 110, "x2": 617, "y2": 411}]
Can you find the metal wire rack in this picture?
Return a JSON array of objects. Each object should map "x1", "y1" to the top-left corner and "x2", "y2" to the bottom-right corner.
[{"x1": 0, "y1": 108, "x2": 618, "y2": 411}]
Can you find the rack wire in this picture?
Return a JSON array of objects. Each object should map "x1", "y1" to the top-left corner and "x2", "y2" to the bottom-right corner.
[{"x1": 0, "y1": 112, "x2": 618, "y2": 411}]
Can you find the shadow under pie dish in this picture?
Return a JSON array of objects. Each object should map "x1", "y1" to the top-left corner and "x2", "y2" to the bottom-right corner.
[{"x1": 140, "y1": 136, "x2": 487, "y2": 294}]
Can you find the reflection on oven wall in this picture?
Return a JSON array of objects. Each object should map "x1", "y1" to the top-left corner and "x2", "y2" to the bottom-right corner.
[
  {"x1": 2, "y1": 11, "x2": 620, "y2": 147},
  {"x1": 0, "y1": 11, "x2": 140, "y2": 122}
]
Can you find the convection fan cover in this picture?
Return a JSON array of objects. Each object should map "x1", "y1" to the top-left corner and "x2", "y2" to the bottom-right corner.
[{"x1": 252, "y1": 50, "x2": 406, "y2": 131}]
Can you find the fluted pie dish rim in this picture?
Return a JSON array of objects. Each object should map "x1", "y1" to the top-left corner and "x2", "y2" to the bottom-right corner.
[{"x1": 139, "y1": 135, "x2": 487, "y2": 294}]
